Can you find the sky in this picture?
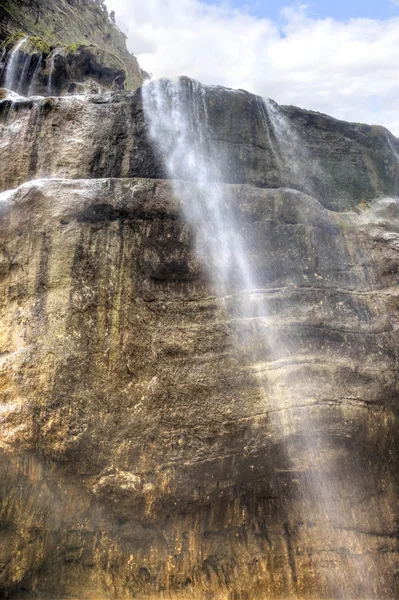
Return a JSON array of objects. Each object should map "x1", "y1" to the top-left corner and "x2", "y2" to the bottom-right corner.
[
  {"x1": 202, "y1": 0, "x2": 399, "y2": 21},
  {"x1": 105, "y1": 0, "x2": 399, "y2": 135}
]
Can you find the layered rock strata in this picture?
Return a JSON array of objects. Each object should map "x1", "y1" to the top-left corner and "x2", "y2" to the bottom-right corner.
[
  {"x1": 0, "y1": 82, "x2": 398, "y2": 209},
  {"x1": 0, "y1": 81, "x2": 399, "y2": 599}
]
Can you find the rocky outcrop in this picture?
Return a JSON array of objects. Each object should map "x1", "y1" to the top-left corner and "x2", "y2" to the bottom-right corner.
[
  {"x1": 43, "y1": 44, "x2": 127, "y2": 95},
  {"x1": 0, "y1": 81, "x2": 398, "y2": 210},
  {"x1": 0, "y1": 79, "x2": 399, "y2": 599},
  {"x1": 0, "y1": 0, "x2": 144, "y2": 94}
]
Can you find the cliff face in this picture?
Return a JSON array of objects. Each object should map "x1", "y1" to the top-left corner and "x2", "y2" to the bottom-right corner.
[
  {"x1": 0, "y1": 74, "x2": 399, "y2": 600},
  {"x1": 0, "y1": 83, "x2": 398, "y2": 209},
  {"x1": 0, "y1": 0, "x2": 144, "y2": 93}
]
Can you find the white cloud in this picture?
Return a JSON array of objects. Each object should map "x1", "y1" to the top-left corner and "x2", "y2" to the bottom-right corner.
[{"x1": 106, "y1": 0, "x2": 399, "y2": 135}]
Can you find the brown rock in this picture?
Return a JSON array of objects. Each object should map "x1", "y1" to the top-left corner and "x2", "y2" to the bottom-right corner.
[{"x1": 0, "y1": 177, "x2": 398, "y2": 598}]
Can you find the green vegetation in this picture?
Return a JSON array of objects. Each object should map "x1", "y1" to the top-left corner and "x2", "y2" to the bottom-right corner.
[
  {"x1": 64, "y1": 43, "x2": 81, "y2": 54},
  {"x1": 0, "y1": 1, "x2": 22, "y2": 24},
  {"x1": 0, "y1": 0, "x2": 143, "y2": 90},
  {"x1": 1, "y1": 31, "x2": 26, "y2": 51},
  {"x1": 26, "y1": 36, "x2": 50, "y2": 55},
  {"x1": 1, "y1": 33, "x2": 50, "y2": 55}
]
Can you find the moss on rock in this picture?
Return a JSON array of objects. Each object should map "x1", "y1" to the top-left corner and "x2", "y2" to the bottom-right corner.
[
  {"x1": 1, "y1": 32, "x2": 50, "y2": 56},
  {"x1": 64, "y1": 42, "x2": 80, "y2": 54},
  {"x1": 1, "y1": 31, "x2": 26, "y2": 51},
  {"x1": 26, "y1": 35, "x2": 50, "y2": 55}
]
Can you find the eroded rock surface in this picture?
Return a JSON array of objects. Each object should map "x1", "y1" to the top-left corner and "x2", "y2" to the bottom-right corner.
[
  {"x1": 0, "y1": 175, "x2": 399, "y2": 599},
  {"x1": 0, "y1": 82, "x2": 398, "y2": 210}
]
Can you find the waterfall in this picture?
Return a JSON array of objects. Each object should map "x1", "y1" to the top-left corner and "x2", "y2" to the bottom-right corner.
[
  {"x1": 17, "y1": 52, "x2": 33, "y2": 95},
  {"x1": 28, "y1": 55, "x2": 43, "y2": 97},
  {"x1": 142, "y1": 77, "x2": 378, "y2": 599},
  {"x1": 4, "y1": 37, "x2": 28, "y2": 92},
  {"x1": 143, "y1": 78, "x2": 255, "y2": 297},
  {"x1": 255, "y1": 95, "x2": 330, "y2": 199},
  {"x1": 47, "y1": 49, "x2": 61, "y2": 96}
]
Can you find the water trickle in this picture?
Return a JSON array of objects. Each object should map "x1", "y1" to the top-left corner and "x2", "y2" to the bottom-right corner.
[
  {"x1": 17, "y1": 52, "x2": 33, "y2": 96},
  {"x1": 28, "y1": 55, "x2": 43, "y2": 97},
  {"x1": 143, "y1": 77, "x2": 380, "y2": 598},
  {"x1": 256, "y1": 95, "x2": 329, "y2": 199},
  {"x1": 47, "y1": 49, "x2": 61, "y2": 96},
  {"x1": 0, "y1": 89, "x2": 24, "y2": 128},
  {"x1": 4, "y1": 37, "x2": 28, "y2": 92}
]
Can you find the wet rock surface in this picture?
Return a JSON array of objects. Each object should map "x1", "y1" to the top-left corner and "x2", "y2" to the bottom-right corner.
[
  {"x1": 44, "y1": 44, "x2": 128, "y2": 95},
  {"x1": 0, "y1": 175, "x2": 399, "y2": 598},
  {"x1": 0, "y1": 42, "x2": 129, "y2": 97},
  {"x1": 0, "y1": 82, "x2": 398, "y2": 210}
]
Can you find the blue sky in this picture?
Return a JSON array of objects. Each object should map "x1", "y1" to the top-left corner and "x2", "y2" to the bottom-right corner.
[{"x1": 203, "y1": 0, "x2": 399, "y2": 21}]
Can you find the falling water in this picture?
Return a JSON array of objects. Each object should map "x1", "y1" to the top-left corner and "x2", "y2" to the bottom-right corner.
[
  {"x1": 47, "y1": 49, "x2": 61, "y2": 96},
  {"x1": 142, "y1": 77, "x2": 380, "y2": 598},
  {"x1": 255, "y1": 96, "x2": 332, "y2": 200},
  {"x1": 17, "y1": 52, "x2": 33, "y2": 95},
  {"x1": 143, "y1": 78, "x2": 254, "y2": 297},
  {"x1": 0, "y1": 90, "x2": 25, "y2": 129},
  {"x1": 4, "y1": 37, "x2": 28, "y2": 92},
  {"x1": 28, "y1": 55, "x2": 43, "y2": 97}
]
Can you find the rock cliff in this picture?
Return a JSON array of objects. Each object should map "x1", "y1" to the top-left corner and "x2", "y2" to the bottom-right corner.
[
  {"x1": 0, "y1": 76, "x2": 399, "y2": 600},
  {"x1": 0, "y1": 82, "x2": 398, "y2": 209},
  {"x1": 0, "y1": 0, "x2": 144, "y2": 94}
]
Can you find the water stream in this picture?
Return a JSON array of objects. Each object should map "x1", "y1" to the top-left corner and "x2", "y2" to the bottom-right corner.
[
  {"x1": 142, "y1": 76, "x2": 377, "y2": 598},
  {"x1": 47, "y1": 49, "x2": 61, "y2": 96},
  {"x1": 1, "y1": 39, "x2": 56, "y2": 98},
  {"x1": 27, "y1": 55, "x2": 43, "y2": 97},
  {"x1": 4, "y1": 37, "x2": 28, "y2": 92},
  {"x1": 17, "y1": 52, "x2": 33, "y2": 95},
  {"x1": 0, "y1": 55, "x2": 390, "y2": 596}
]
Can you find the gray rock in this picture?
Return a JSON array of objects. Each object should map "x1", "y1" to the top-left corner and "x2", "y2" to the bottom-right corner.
[{"x1": 0, "y1": 81, "x2": 397, "y2": 212}]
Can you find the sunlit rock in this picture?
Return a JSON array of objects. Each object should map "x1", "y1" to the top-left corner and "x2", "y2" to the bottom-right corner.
[{"x1": 0, "y1": 171, "x2": 398, "y2": 597}]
